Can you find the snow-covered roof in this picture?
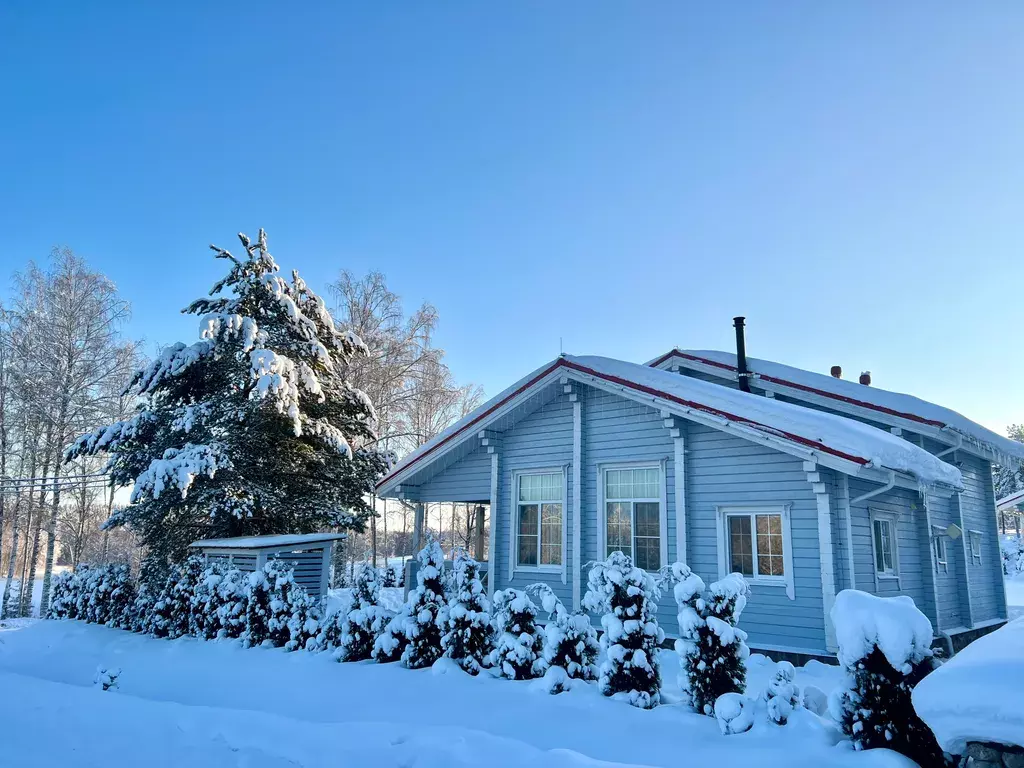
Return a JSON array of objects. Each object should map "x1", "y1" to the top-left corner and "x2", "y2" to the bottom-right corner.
[
  {"x1": 189, "y1": 533, "x2": 347, "y2": 550},
  {"x1": 649, "y1": 348, "x2": 1024, "y2": 465},
  {"x1": 378, "y1": 354, "x2": 963, "y2": 495},
  {"x1": 913, "y1": 618, "x2": 1024, "y2": 754},
  {"x1": 997, "y1": 488, "x2": 1024, "y2": 511}
]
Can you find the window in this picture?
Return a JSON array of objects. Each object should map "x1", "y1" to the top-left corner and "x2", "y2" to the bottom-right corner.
[
  {"x1": 603, "y1": 465, "x2": 662, "y2": 570},
  {"x1": 516, "y1": 472, "x2": 563, "y2": 568},
  {"x1": 932, "y1": 526, "x2": 947, "y2": 573},
  {"x1": 726, "y1": 511, "x2": 785, "y2": 578},
  {"x1": 871, "y1": 513, "x2": 899, "y2": 578},
  {"x1": 715, "y1": 505, "x2": 794, "y2": 598},
  {"x1": 969, "y1": 530, "x2": 983, "y2": 564}
]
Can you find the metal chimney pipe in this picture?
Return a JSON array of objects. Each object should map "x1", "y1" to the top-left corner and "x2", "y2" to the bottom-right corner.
[{"x1": 733, "y1": 316, "x2": 751, "y2": 393}]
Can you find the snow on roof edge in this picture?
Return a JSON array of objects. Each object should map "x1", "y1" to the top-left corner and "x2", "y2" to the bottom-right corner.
[
  {"x1": 379, "y1": 353, "x2": 963, "y2": 494},
  {"x1": 190, "y1": 533, "x2": 347, "y2": 549},
  {"x1": 653, "y1": 348, "x2": 1024, "y2": 465}
]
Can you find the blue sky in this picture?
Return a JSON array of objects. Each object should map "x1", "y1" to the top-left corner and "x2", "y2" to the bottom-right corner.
[{"x1": 1, "y1": 3, "x2": 1021, "y2": 432}]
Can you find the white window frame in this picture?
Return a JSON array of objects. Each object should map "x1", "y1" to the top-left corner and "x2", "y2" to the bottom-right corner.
[
  {"x1": 597, "y1": 460, "x2": 668, "y2": 572},
  {"x1": 715, "y1": 504, "x2": 794, "y2": 600},
  {"x1": 969, "y1": 529, "x2": 983, "y2": 565},
  {"x1": 869, "y1": 509, "x2": 901, "y2": 588},
  {"x1": 931, "y1": 525, "x2": 948, "y2": 574},
  {"x1": 509, "y1": 466, "x2": 567, "y2": 576}
]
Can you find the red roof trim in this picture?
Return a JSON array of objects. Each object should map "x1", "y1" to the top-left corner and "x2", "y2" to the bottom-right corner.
[
  {"x1": 378, "y1": 357, "x2": 872, "y2": 491},
  {"x1": 655, "y1": 351, "x2": 947, "y2": 429}
]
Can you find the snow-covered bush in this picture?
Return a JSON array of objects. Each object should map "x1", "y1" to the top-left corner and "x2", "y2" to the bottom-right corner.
[
  {"x1": 244, "y1": 559, "x2": 306, "y2": 648},
  {"x1": 1002, "y1": 534, "x2": 1024, "y2": 576},
  {"x1": 168, "y1": 555, "x2": 206, "y2": 638},
  {"x1": 146, "y1": 570, "x2": 178, "y2": 638},
  {"x1": 4, "y1": 578, "x2": 23, "y2": 619},
  {"x1": 94, "y1": 666, "x2": 121, "y2": 692},
  {"x1": 46, "y1": 571, "x2": 75, "y2": 619},
  {"x1": 441, "y1": 552, "x2": 492, "y2": 675},
  {"x1": 211, "y1": 568, "x2": 247, "y2": 639},
  {"x1": 529, "y1": 583, "x2": 598, "y2": 693},
  {"x1": 802, "y1": 684, "x2": 828, "y2": 717},
  {"x1": 668, "y1": 563, "x2": 749, "y2": 715},
  {"x1": 583, "y1": 552, "x2": 663, "y2": 709},
  {"x1": 401, "y1": 539, "x2": 447, "y2": 669},
  {"x1": 764, "y1": 661, "x2": 800, "y2": 725},
  {"x1": 380, "y1": 561, "x2": 404, "y2": 588},
  {"x1": 336, "y1": 565, "x2": 390, "y2": 661},
  {"x1": 488, "y1": 588, "x2": 544, "y2": 680},
  {"x1": 286, "y1": 590, "x2": 323, "y2": 652},
  {"x1": 371, "y1": 609, "x2": 409, "y2": 663},
  {"x1": 828, "y1": 590, "x2": 946, "y2": 766},
  {"x1": 714, "y1": 693, "x2": 755, "y2": 735}
]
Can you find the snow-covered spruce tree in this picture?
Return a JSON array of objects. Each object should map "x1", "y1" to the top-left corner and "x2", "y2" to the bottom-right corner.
[
  {"x1": 146, "y1": 569, "x2": 179, "y2": 638},
  {"x1": 583, "y1": 552, "x2": 664, "y2": 709},
  {"x1": 192, "y1": 561, "x2": 223, "y2": 639},
  {"x1": 764, "y1": 661, "x2": 800, "y2": 725},
  {"x1": 212, "y1": 567, "x2": 248, "y2": 639},
  {"x1": 105, "y1": 564, "x2": 137, "y2": 630},
  {"x1": 243, "y1": 559, "x2": 298, "y2": 648},
  {"x1": 336, "y1": 565, "x2": 389, "y2": 661},
  {"x1": 371, "y1": 609, "x2": 409, "y2": 663},
  {"x1": 488, "y1": 588, "x2": 544, "y2": 681},
  {"x1": 401, "y1": 539, "x2": 447, "y2": 669},
  {"x1": 169, "y1": 555, "x2": 206, "y2": 638},
  {"x1": 64, "y1": 230, "x2": 388, "y2": 565},
  {"x1": 47, "y1": 571, "x2": 75, "y2": 619},
  {"x1": 829, "y1": 590, "x2": 948, "y2": 766},
  {"x1": 441, "y1": 552, "x2": 491, "y2": 675},
  {"x1": 670, "y1": 565, "x2": 750, "y2": 716},
  {"x1": 528, "y1": 583, "x2": 598, "y2": 692},
  {"x1": 286, "y1": 589, "x2": 322, "y2": 652}
]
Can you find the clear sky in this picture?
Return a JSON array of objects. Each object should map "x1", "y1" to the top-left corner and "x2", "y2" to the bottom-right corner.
[{"x1": 2, "y1": 3, "x2": 1021, "y2": 433}]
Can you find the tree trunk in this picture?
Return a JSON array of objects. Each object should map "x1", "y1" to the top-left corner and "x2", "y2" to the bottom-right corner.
[
  {"x1": 23, "y1": 444, "x2": 52, "y2": 617},
  {"x1": 0, "y1": 498, "x2": 22, "y2": 620}
]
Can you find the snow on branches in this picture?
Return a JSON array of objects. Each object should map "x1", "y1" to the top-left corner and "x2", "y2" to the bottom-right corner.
[
  {"x1": 488, "y1": 588, "x2": 544, "y2": 681},
  {"x1": 64, "y1": 230, "x2": 387, "y2": 562},
  {"x1": 336, "y1": 566, "x2": 390, "y2": 661},
  {"x1": 401, "y1": 539, "x2": 447, "y2": 669},
  {"x1": 528, "y1": 583, "x2": 598, "y2": 693},
  {"x1": 583, "y1": 552, "x2": 664, "y2": 709},
  {"x1": 441, "y1": 551, "x2": 491, "y2": 675}
]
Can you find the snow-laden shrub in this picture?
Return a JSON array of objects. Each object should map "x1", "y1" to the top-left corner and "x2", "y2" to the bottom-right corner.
[
  {"x1": 371, "y1": 609, "x2": 409, "y2": 663},
  {"x1": 286, "y1": 590, "x2": 322, "y2": 652},
  {"x1": 401, "y1": 539, "x2": 447, "y2": 669},
  {"x1": 802, "y1": 684, "x2": 828, "y2": 717},
  {"x1": 212, "y1": 568, "x2": 247, "y2": 639},
  {"x1": 336, "y1": 566, "x2": 390, "y2": 661},
  {"x1": 488, "y1": 588, "x2": 544, "y2": 680},
  {"x1": 94, "y1": 666, "x2": 121, "y2": 691},
  {"x1": 244, "y1": 559, "x2": 306, "y2": 648},
  {"x1": 715, "y1": 692, "x2": 755, "y2": 735},
  {"x1": 668, "y1": 563, "x2": 749, "y2": 715},
  {"x1": 104, "y1": 565, "x2": 137, "y2": 629},
  {"x1": 146, "y1": 570, "x2": 178, "y2": 638},
  {"x1": 168, "y1": 555, "x2": 206, "y2": 638},
  {"x1": 828, "y1": 590, "x2": 947, "y2": 766},
  {"x1": 47, "y1": 571, "x2": 76, "y2": 619},
  {"x1": 4, "y1": 578, "x2": 23, "y2": 619},
  {"x1": 441, "y1": 552, "x2": 492, "y2": 675},
  {"x1": 529, "y1": 583, "x2": 598, "y2": 693},
  {"x1": 1002, "y1": 534, "x2": 1024, "y2": 576},
  {"x1": 764, "y1": 661, "x2": 800, "y2": 725},
  {"x1": 583, "y1": 552, "x2": 663, "y2": 709},
  {"x1": 127, "y1": 584, "x2": 156, "y2": 634}
]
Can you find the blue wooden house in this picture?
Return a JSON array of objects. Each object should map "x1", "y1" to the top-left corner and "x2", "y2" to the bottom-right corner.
[{"x1": 377, "y1": 322, "x2": 1021, "y2": 660}]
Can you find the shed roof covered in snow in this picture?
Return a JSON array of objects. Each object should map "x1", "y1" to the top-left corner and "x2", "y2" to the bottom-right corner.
[
  {"x1": 997, "y1": 488, "x2": 1024, "y2": 511},
  {"x1": 189, "y1": 533, "x2": 347, "y2": 550},
  {"x1": 648, "y1": 348, "x2": 1024, "y2": 466},
  {"x1": 377, "y1": 354, "x2": 963, "y2": 497}
]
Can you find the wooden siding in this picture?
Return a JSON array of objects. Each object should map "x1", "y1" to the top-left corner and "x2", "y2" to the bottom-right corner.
[
  {"x1": 847, "y1": 481, "x2": 937, "y2": 626},
  {"x1": 686, "y1": 422, "x2": 826, "y2": 654},
  {"x1": 926, "y1": 492, "x2": 963, "y2": 630},
  {"x1": 416, "y1": 445, "x2": 492, "y2": 502},
  {"x1": 958, "y1": 453, "x2": 1007, "y2": 622},
  {"x1": 492, "y1": 393, "x2": 575, "y2": 605}
]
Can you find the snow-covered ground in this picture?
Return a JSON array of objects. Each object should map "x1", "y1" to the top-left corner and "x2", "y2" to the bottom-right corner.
[
  {"x1": 1006, "y1": 577, "x2": 1024, "y2": 621},
  {"x1": 0, "y1": 620, "x2": 914, "y2": 768}
]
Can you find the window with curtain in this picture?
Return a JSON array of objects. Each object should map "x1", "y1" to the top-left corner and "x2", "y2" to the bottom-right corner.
[{"x1": 725, "y1": 511, "x2": 785, "y2": 578}]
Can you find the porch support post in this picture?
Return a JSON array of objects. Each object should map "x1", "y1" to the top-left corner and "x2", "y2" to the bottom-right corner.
[
  {"x1": 572, "y1": 393, "x2": 583, "y2": 609},
  {"x1": 412, "y1": 503, "x2": 425, "y2": 553},
  {"x1": 806, "y1": 462, "x2": 838, "y2": 652},
  {"x1": 839, "y1": 474, "x2": 856, "y2": 589},
  {"x1": 481, "y1": 430, "x2": 502, "y2": 599},
  {"x1": 474, "y1": 505, "x2": 486, "y2": 561}
]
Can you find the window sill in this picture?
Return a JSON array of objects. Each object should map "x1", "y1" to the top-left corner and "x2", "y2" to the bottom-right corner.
[
  {"x1": 513, "y1": 565, "x2": 562, "y2": 574},
  {"x1": 876, "y1": 573, "x2": 900, "y2": 581},
  {"x1": 745, "y1": 577, "x2": 787, "y2": 587}
]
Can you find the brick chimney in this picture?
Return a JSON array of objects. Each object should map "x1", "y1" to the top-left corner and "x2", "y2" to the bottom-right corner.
[
  {"x1": 859, "y1": 371, "x2": 872, "y2": 386},
  {"x1": 830, "y1": 366, "x2": 842, "y2": 379}
]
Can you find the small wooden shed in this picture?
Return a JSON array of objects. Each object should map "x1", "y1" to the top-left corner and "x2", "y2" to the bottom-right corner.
[{"x1": 189, "y1": 533, "x2": 346, "y2": 599}]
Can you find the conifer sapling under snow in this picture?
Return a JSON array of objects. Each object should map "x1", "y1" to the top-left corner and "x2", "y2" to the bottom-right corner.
[
  {"x1": 669, "y1": 563, "x2": 750, "y2": 715},
  {"x1": 528, "y1": 583, "x2": 599, "y2": 693},
  {"x1": 828, "y1": 590, "x2": 947, "y2": 766},
  {"x1": 764, "y1": 661, "x2": 800, "y2": 725},
  {"x1": 488, "y1": 588, "x2": 544, "y2": 681},
  {"x1": 371, "y1": 608, "x2": 409, "y2": 663},
  {"x1": 64, "y1": 229, "x2": 388, "y2": 564},
  {"x1": 583, "y1": 552, "x2": 663, "y2": 709},
  {"x1": 169, "y1": 555, "x2": 206, "y2": 638},
  {"x1": 336, "y1": 565, "x2": 390, "y2": 661},
  {"x1": 401, "y1": 539, "x2": 447, "y2": 669},
  {"x1": 441, "y1": 551, "x2": 491, "y2": 674}
]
